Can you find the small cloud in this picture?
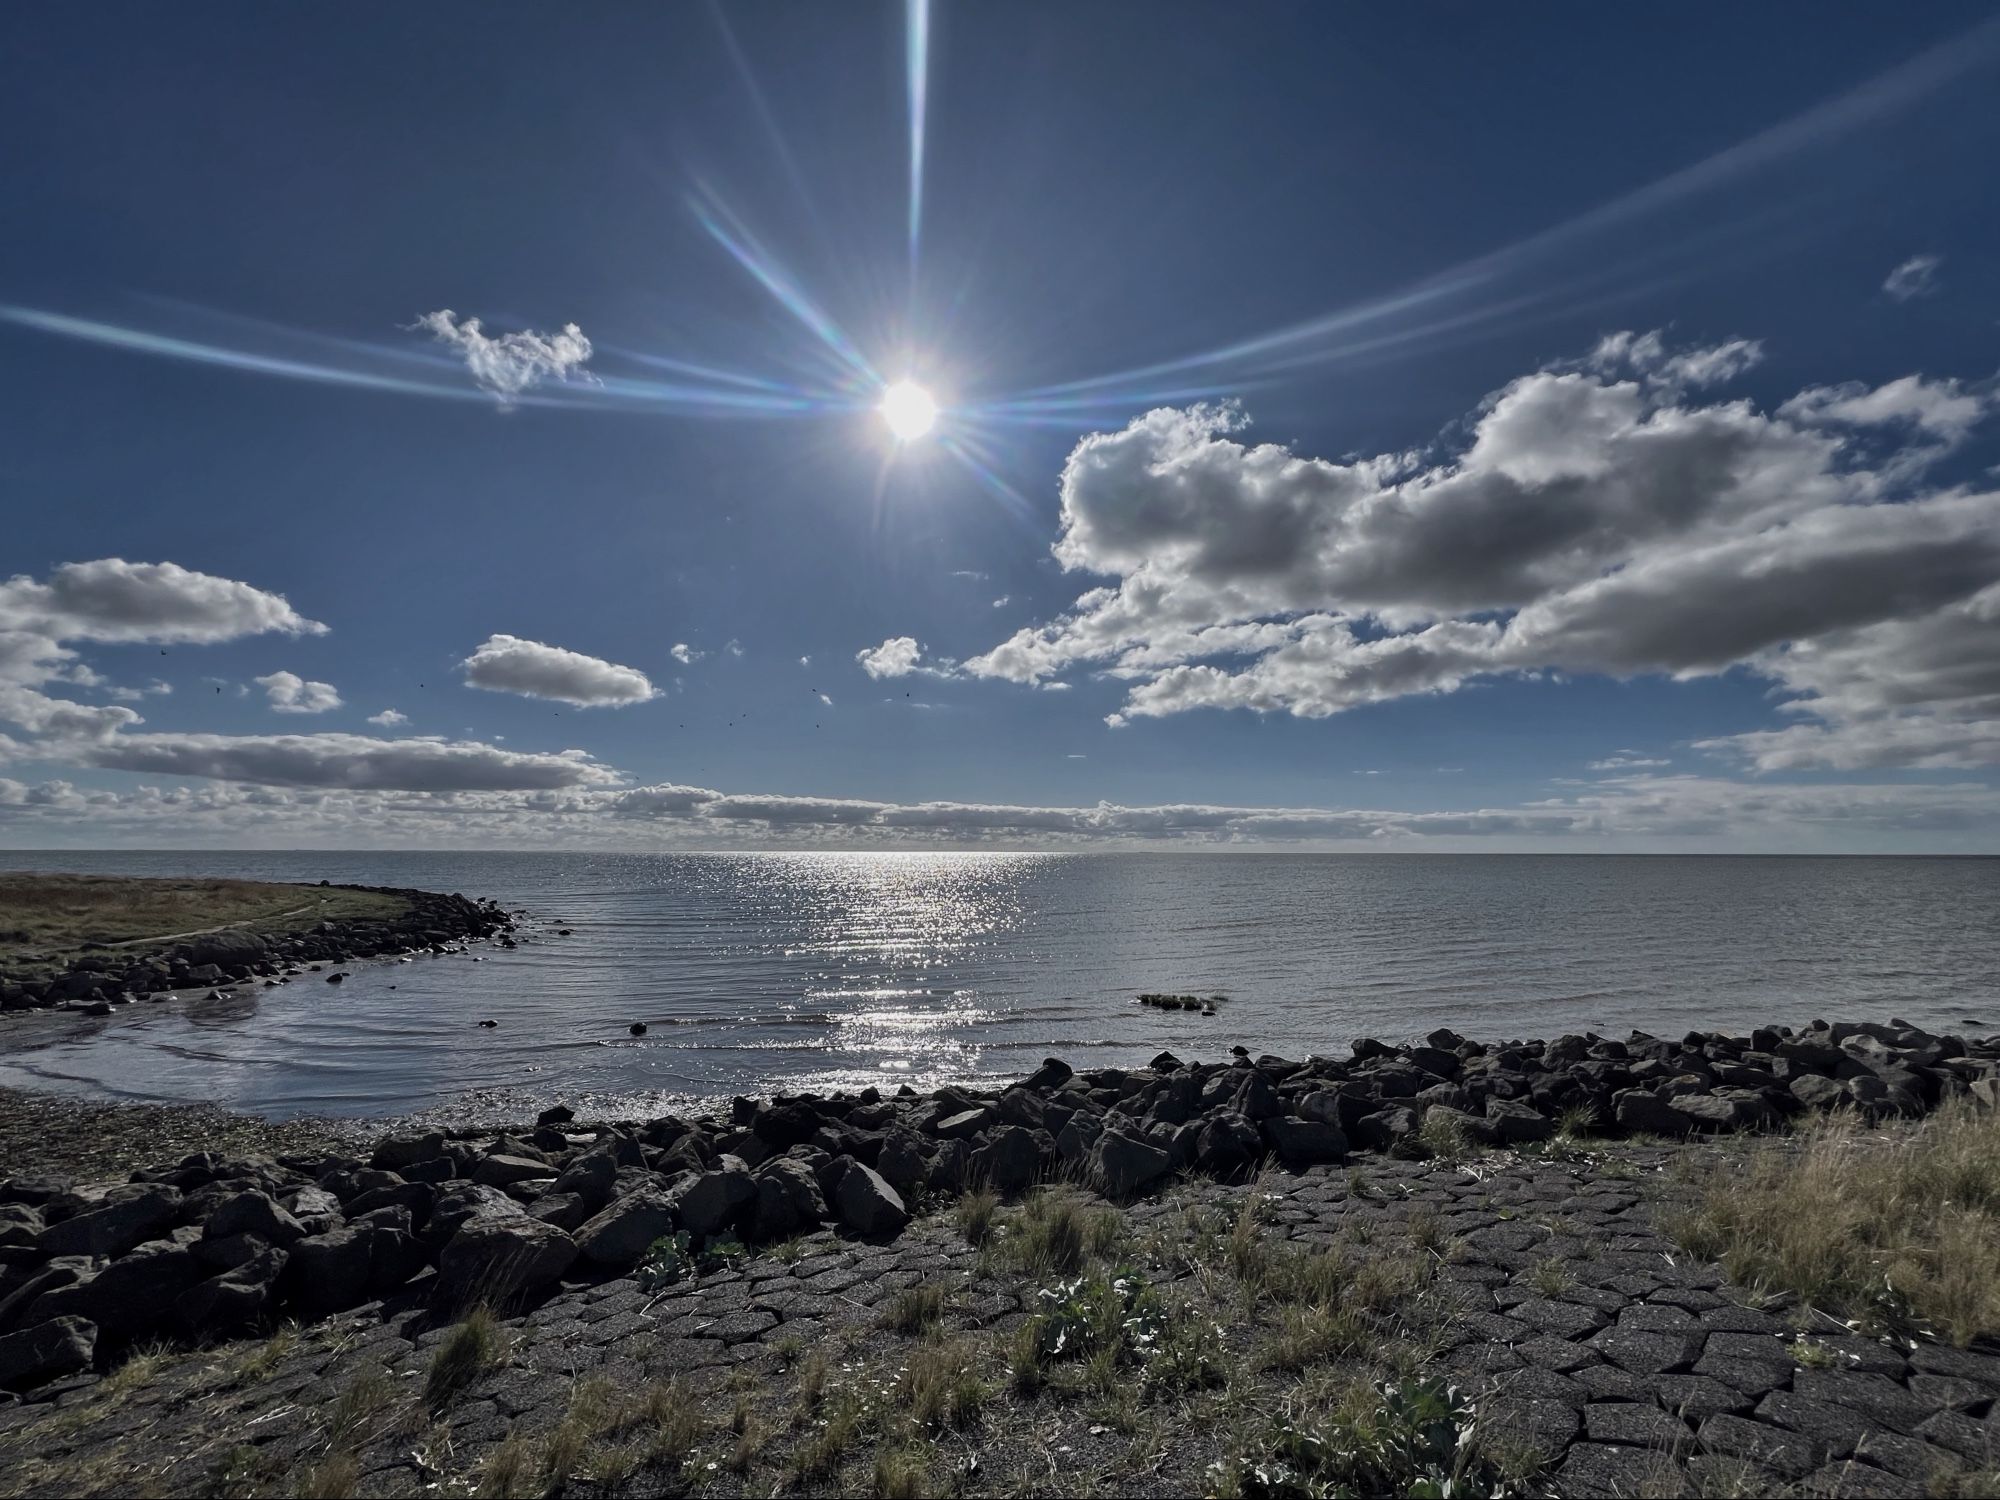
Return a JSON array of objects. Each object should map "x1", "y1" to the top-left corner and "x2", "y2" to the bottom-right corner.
[
  {"x1": 368, "y1": 709, "x2": 408, "y2": 727},
  {"x1": 726, "y1": 639, "x2": 745, "y2": 658},
  {"x1": 992, "y1": 596, "x2": 1010, "y2": 608},
  {"x1": 1588, "y1": 755, "x2": 1670, "y2": 770},
  {"x1": 145, "y1": 679, "x2": 171, "y2": 695},
  {"x1": 1352, "y1": 769, "x2": 1381, "y2": 776},
  {"x1": 462, "y1": 634, "x2": 656, "y2": 707},
  {"x1": 255, "y1": 670, "x2": 342, "y2": 714},
  {"x1": 950, "y1": 569, "x2": 988, "y2": 581},
  {"x1": 857, "y1": 636, "x2": 924, "y2": 679},
  {"x1": 799, "y1": 655, "x2": 811, "y2": 667},
  {"x1": 1883, "y1": 253, "x2": 1942, "y2": 302},
  {"x1": 816, "y1": 692, "x2": 833, "y2": 707},
  {"x1": 672, "y1": 643, "x2": 702, "y2": 665},
  {"x1": 413, "y1": 310, "x2": 594, "y2": 405},
  {"x1": 1066, "y1": 753, "x2": 1086, "y2": 759}
]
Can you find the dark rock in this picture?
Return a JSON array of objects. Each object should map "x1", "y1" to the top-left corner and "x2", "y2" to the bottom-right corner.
[
  {"x1": 1261, "y1": 1116, "x2": 1348, "y2": 1166},
  {"x1": 1612, "y1": 1090, "x2": 1696, "y2": 1137},
  {"x1": 438, "y1": 1218, "x2": 576, "y2": 1305},
  {"x1": 177, "y1": 1246, "x2": 286, "y2": 1334},
  {"x1": 750, "y1": 1159, "x2": 827, "y2": 1241},
  {"x1": 32, "y1": 1240, "x2": 202, "y2": 1340},
  {"x1": 37, "y1": 1184, "x2": 181, "y2": 1259},
  {"x1": 202, "y1": 1190, "x2": 306, "y2": 1246},
  {"x1": 527, "y1": 1193, "x2": 588, "y2": 1232},
  {"x1": 423, "y1": 1182, "x2": 526, "y2": 1248},
  {"x1": 472, "y1": 1154, "x2": 555, "y2": 1188},
  {"x1": 284, "y1": 1224, "x2": 423, "y2": 1319},
  {"x1": 575, "y1": 1187, "x2": 678, "y2": 1269},
  {"x1": 672, "y1": 1162, "x2": 758, "y2": 1238},
  {"x1": 0, "y1": 1315, "x2": 96, "y2": 1390},
  {"x1": 1193, "y1": 1110, "x2": 1264, "y2": 1176},
  {"x1": 1089, "y1": 1129, "x2": 1172, "y2": 1197},
  {"x1": 833, "y1": 1164, "x2": 908, "y2": 1237},
  {"x1": 970, "y1": 1126, "x2": 1043, "y2": 1192}
]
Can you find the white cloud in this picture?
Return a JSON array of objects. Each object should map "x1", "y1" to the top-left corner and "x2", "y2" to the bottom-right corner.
[
  {"x1": 1589, "y1": 755, "x2": 1669, "y2": 770},
  {"x1": 816, "y1": 692, "x2": 833, "y2": 707},
  {"x1": 1883, "y1": 253, "x2": 1943, "y2": 302},
  {"x1": 461, "y1": 634, "x2": 656, "y2": 707},
  {"x1": 255, "y1": 670, "x2": 342, "y2": 714},
  {"x1": 672, "y1": 643, "x2": 702, "y2": 665},
  {"x1": 949, "y1": 335, "x2": 2000, "y2": 767},
  {"x1": 0, "y1": 559, "x2": 323, "y2": 654},
  {"x1": 992, "y1": 597, "x2": 1010, "y2": 608},
  {"x1": 799, "y1": 655, "x2": 812, "y2": 667},
  {"x1": 77, "y1": 731, "x2": 618, "y2": 792},
  {"x1": 367, "y1": 709, "x2": 408, "y2": 728},
  {"x1": 856, "y1": 636, "x2": 924, "y2": 679},
  {"x1": 414, "y1": 310, "x2": 594, "y2": 405},
  {"x1": 726, "y1": 639, "x2": 745, "y2": 658}
]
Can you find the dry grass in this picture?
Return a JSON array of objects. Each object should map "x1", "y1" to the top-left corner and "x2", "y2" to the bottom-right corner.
[
  {"x1": 1665, "y1": 1100, "x2": 2000, "y2": 1344},
  {"x1": 955, "y1": 1186, "x2": 999, "y2": 1246},
  {"x1": 898, "y1": 1339, "x2": 987, "y2": 1429},
  {"x1": 298, "y1": 1452, "x2": 360, "y2": 1500}
]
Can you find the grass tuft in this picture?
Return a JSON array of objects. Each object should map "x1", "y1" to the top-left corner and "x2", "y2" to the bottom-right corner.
[
  {"x1": 425, "y1": 1307, "x2": 510, "y2": 1410},
  {"x1": 879, "y1": 1283, "x2": 947, "y2": 1335},
  {"x1": 955, "y1": 1186, "x2": 999, "y2": 1246},
  {"x1": 899, "y1": 1339, "x2": 986, "y2": 1428},
  {"x1": 996, "y1": 1186, "x2": 1122, "y2": 1275}
]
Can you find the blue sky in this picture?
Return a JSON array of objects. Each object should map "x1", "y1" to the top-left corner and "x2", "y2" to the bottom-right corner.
[{"x1": 2, "y1": 3, "x2": 1998, "y2": 850}]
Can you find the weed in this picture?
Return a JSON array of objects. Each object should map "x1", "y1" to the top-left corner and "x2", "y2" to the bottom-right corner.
[
  {"x1": 1529, "y1": 1256, "x2": 1570, "y2": 1298},
  {"x1": 873, "y1": 1442, "x2": 933, "y2": 1499},
  {"x1": 475, "y1": 1437, "x2": 532, "y2": 1499}
]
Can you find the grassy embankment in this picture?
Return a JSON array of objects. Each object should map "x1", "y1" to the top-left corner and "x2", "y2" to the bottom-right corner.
[{"x1": 0, "y1": 873, "x2": 408, "y2": 977}]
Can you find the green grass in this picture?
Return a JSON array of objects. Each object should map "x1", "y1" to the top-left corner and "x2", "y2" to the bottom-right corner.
[
  {"x1": 1665, "y1": 1100, "x2": 2000, "y2": 1345},
  {"x1": 898, "y1": 1339, "x2": 986, "y2": 1428},
  {"x1": 955, "y1": 1186, "x2": 999, "y2": 1246}
]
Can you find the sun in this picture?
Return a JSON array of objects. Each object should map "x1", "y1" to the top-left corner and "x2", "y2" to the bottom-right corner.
[{"x1": 879, "y1": 379, "x2": 938, "y2": 440}]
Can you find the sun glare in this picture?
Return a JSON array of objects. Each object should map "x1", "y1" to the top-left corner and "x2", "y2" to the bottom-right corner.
[{"x1": 880, "y1": 379, "x2": 938, "y2": 440}]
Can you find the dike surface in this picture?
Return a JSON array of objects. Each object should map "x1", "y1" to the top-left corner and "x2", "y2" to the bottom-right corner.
[{"x1": 1, "y1": 1019, "x2": 1996, "y2": 1496}]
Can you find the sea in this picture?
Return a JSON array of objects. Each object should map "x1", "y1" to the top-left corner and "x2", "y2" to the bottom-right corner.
[{"x1": 0, "y1": 850, "x2": 1994, "y2": 1121}]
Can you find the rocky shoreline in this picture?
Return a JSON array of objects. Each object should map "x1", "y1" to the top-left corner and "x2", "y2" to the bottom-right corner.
[
  {"x1": 2, "y1": 1014, "x2": 1994, "y2": 1402},
  {"x1": 0, "y1": 883, "x2": 515, "y2": 1015}
]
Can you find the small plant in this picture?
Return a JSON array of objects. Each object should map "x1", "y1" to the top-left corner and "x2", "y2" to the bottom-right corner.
[
  {"x1": 1416, "y1": 1111, "x2": 1471, "y2": 1161},
  {"x1": 1406, "y1": 1206, "x2": 1448, "y2": 1257},
  {"x1": 880, "y1": 1283, "x2": 947, "y2": 1335},
  {"x1": 1220, "y1": 1377, "x2": 1500, "y2": 1499},
  {"x1": 1027, "y1": 1268, "x2": 1165, "y2": 1365},
  {"x1": 873, "y1": 1442, "x2": 933, "y2": 1499},
  {"x1": 1529, "y1": 1256, "x2": 1570, "y2": 1298},
  {"x1": 1556, "y1": 1103, "x2": 1599, "y2": 1140},
  {"x1": 425, "y1": 1307, "x2": 510, "y2": 1409},
  {"x1": 637, "y1": 1229, "x2": 748, "y2": 1290}
]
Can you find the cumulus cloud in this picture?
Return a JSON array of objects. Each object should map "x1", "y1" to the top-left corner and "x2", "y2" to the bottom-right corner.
[
  {"x1": 461, "y1": 634, "x2": 656, "y2": 707},
  {"x1": 671, "y1": 643, "x2": 702, "y2": 665},
  {"x1": 255, "y1": 670, "x2": 342, "y2": 714},
  {"x1": 1883, "y1": 253, "x2": 1943, "y2": 302},
  {"x1": 0, "y1": 559, "x2": 323, "y2": 653},
  {"x1": 414, "y1": 310, "x2": 594, "y2": 405},
  {"x1": 856, "y1": 636, "x2": 923, "y2": 679},
  {"x1": 951, "y1": 335, "x2": 2000, "y2": 765},
  {"x1": 367, "y1": 709, "x2": 407, "y2": 728}
]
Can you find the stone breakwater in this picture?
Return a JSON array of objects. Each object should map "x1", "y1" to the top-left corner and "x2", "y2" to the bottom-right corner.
[
  {"x1": 0, "y1": 1015, "x2": 1993, "y2": 1396},
  {"x1": 0, "y1": 885, "x2": 515, "y2": 1014}
]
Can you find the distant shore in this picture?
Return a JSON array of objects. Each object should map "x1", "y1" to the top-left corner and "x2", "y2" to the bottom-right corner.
[{"x1": 0, "y1": 872, "x2": 515, "y2": 1016}]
